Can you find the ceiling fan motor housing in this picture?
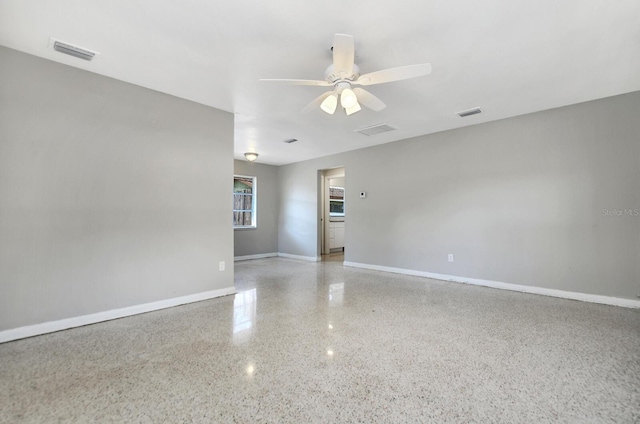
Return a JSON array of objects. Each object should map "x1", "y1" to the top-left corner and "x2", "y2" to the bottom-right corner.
[
  {"x1": 334, "y1": 81, "x2": 352, "y2": 94},
  {"x1": 324, "y1": 64, "x2": 360, "y2": 84}
]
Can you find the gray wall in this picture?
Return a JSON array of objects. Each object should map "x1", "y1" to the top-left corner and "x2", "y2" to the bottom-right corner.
[
  {"x1": 278, "y1": 91, "x2": 640, "y2": 300},
  {"x1": 278, "y1": 161, "x2": 329, "y2": 259},
  {"x1": 234, "y1": 160, "x2": 278, "y2": 257},
  {"x1": 0, "y1": 47, "x2": 235, "y2": 331}
]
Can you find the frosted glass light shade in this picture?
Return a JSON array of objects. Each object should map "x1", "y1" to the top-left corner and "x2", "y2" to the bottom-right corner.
[
  {"x1": 244, "y1": 152, "x2": 258, "y2": 162},
  {"x1": 345, "y1": 102, "x2": 361, "y2": 116},
  {"x1": 320, "y1": 93, "x2": 338, "y2": 114},
  {"x1": 340, "y1": 88, "x2": 358, "y2": 109}
]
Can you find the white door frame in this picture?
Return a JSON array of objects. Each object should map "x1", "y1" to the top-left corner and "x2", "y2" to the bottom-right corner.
[{"x1": 319, "y1": 167, "x2": 345, "y2": 256}]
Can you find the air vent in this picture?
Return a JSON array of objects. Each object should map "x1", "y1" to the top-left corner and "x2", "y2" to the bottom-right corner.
[
  {"x1": 52, "y1": 40, "x2": 96, "y2": 61},
  {"x1": 283, "y1": 138, "x2": 298, "y2": 144},
  {"x1": 457, "y1": 107, "x2": 482, "y2": 118},
  {"x1": 355, "y1": 123, "x2": 398, "y2": 136}
]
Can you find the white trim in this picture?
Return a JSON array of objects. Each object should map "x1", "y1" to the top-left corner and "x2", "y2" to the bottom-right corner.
[
  {"x1": 234, "y1": 252, "x2": 278, "y2": 261},
  {"x1": 343, "y1": 262, "x2": 640, "y2": 309},
  {"x1": 0, "y1": 286, "x2": 236, "y2": 344},
  {"x1": 278, "y1": 252, "x2": 321, "y2": 262}
]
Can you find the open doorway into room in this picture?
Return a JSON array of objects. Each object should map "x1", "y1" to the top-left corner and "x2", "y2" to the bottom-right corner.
[{"x1": 319, "y1": 167, "x2": 345, "y2": 262}]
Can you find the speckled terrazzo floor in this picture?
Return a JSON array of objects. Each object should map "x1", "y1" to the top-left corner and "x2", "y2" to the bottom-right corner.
[{"x1": 1, "y1": 258, "x2": 639, "y2": 423}]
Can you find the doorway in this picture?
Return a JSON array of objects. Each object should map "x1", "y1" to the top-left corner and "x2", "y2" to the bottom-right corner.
[{"x1": 319, "y1": 167, "x2": 345, "y2": 261}]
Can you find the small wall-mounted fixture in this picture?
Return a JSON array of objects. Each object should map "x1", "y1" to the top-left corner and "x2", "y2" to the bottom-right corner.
[
  {"x1": 50, "y1": 38, "x2": 98, "y2": 61},
  {"x1": 457, "y1": 107, "x2": 482, "y2": 118},
  {"x1": 359, "y1": 192, "x2": 367, "y2": 199},
  {"x1": 244, "y1": 152, "x2": 258, "y2": 162}
]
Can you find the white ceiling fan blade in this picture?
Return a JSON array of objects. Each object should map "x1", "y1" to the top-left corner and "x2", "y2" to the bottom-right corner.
[
  {"x1": 353, "y1": 88, "x2": 386, "y2": 111},
  {"x1": 354, "y1": 63, "x2": 432, "y2": 86},
  {"x1": 300, "y1": 91, "x2": 334, "y2": 114},
  {"x1": 332, "y1": 34, "x2": 355, "y2": 78},
  {"x1": 260, "y1": 78, "x2": 332, "y2": 87}
]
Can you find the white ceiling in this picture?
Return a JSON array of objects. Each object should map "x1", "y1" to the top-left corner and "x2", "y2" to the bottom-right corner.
[{"x1": 1, "y1": 0, "x2": 639, "y2": 165}]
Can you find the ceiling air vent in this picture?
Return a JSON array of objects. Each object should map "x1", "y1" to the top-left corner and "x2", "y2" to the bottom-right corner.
[
  {"x1": 52, "y1": 40, "x2": 96, "y2": 61},
  {"x1": 457, "y1": 107, "x2": 482, "y2": 118},
  {"x1": 283, "y1": 138, "x2": 298, "y2": 144},
  {"x1": 355, "y1": 123, "x2": 398, "y2": 136}
]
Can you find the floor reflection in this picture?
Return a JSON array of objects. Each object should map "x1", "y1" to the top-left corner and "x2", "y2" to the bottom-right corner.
[
  {"x1": 233, "y1": 288, "x2": 256, "y2": 343},
  {"x1": 329, "y1": 282, "x2": 344, "y2": 306}
]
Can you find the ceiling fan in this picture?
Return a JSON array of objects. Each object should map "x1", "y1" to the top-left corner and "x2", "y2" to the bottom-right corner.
[{"x1": 260, "y1": 34, "x2": 432, "y2": 116}]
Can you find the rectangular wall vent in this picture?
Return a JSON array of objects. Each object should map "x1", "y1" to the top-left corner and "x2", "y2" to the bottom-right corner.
[
  {"x1": 355, "y1": 123, "x2": 398, "y2": 136},
  {"x1": 53, "y1": 41, "x2": 96, "y2": 61},
  {"x1": 457, "y1": 107, "x2": 482, "y2": 118}
]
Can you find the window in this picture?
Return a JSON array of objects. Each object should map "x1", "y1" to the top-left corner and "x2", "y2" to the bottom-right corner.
[
  {"x1": 233, "y1": 175, "x2": 256, "y2": 228},
  {"x1": 329, "y1": 186, "x2": 345, "y2": 217}
]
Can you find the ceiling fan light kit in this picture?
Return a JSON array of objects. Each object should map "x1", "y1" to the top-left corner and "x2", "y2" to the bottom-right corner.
[
  {"x1": 261, "y1": 34, "x2": 432, "y2": 116},
  {"x1": 340, "y1": 88, "x2": 358, "y2": 109},
  {"x1": 345, "y1": 102, "x2": 361, "y2": 116},
  {"x1": 320, "y1": 93, "x2": 338, "y2": 114}
]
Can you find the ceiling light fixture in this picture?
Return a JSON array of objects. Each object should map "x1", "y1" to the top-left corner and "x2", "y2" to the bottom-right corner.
[
  {"x1": 244, "y1": 152, "x2": 258, "y2": 162},
  {"x1": 345, "y1": 102, "x2": 361, "y2": 116},
  {"x1": 261, "y1": 34, "x2": 432, "y2": 116},
  {"x1": 320, "y1": 93, "x2": 338, "y2": 114},
  {"x1": 340, "y1": 88, "x2": 358, "y2": 109}
]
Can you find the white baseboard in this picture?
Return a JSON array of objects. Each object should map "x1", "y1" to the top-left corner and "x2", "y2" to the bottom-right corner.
[
  {"x1": 234, "y1": 252, "x2": 278, "y2": 261},
  {"x1": 278, "y1": 252, "x2": 321, "y2": 262},
  {"x1": 0, "y1": 286, "x2": 236, "y2": 344},
  {"x1": 343, "y1": 261, "x2": 640, "y2": 309}
]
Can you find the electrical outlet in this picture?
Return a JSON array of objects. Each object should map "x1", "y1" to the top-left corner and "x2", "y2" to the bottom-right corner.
[
  {"x1": 219, "y1": 261, "x2": 225, "y2": 271},
  {"x1": 448, "y1": 254, "x2": 454, "y2": 262}
]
